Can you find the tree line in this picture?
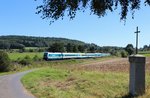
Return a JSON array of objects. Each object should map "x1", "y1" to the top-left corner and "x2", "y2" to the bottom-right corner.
[
  {"x1": 0, "y1": 43, "x2": 134, "y2": 72},
  {"x1": 48, "y1": 42, "x2": 111, "y2": 53},
  {"x1": 141, "y1": 45, "x2": 150, "y2": 51},
  {"x1": 0, "y1": 35, "x2": 124, "y2": 54},
  {"x1": 0, "y1": 35, "x2": 85, "y2": 49},
  {"x1": 0, "y1": 35, "x2": 141, "y2": 57}
]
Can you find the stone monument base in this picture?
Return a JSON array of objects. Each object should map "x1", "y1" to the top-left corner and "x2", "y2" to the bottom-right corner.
[{"x1": 129, "y1": 55, "x2": 145, "y2": 96}]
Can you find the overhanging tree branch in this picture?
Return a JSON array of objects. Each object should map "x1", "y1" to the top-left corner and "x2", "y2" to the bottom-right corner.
[{"x1": 36, "y1": 0, "x2": 150, "y2": 23}]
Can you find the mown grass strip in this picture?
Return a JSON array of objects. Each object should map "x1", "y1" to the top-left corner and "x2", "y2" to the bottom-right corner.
[{"x1": 22, "y1": 67, "x2": 131, "y2": 98}]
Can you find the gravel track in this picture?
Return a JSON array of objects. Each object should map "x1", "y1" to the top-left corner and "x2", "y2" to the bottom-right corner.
[{"x1": 0, "y1": 70, "x2": 35, "y2": 98}]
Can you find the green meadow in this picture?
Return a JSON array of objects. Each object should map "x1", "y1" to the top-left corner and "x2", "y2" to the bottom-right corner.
[
  {"x1": 6, "y1": 51, "x2": 150, "y2": 98},
  {"x1": 139, "y1": 51, "x2": 150, "y2": 57},
  {"x1": 21, "y1": 68, "x2": 127, "y2": 98},
  {"x1": 22, "y1": 67, "x2": 150, "y2": 98},
  {"x1": 7, "y1": 50, "x2": 150, "y2": 62},
  {"x1": 8, "y1": 52, "x2": 43, "y2": 61},
  {"x1": 21, "y1": 55, "x2": 150, "y2": 98}
]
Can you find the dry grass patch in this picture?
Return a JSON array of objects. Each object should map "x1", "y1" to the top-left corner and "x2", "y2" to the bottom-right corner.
[{"x1": 22, "y1": 57, "x2": 150, "y2": 98}]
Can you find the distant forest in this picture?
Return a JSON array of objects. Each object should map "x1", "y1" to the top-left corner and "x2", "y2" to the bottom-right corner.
[
  {"x1": 0, "y1": 35, "x2": 125, "y2": 54},
  {"x1": 0, "y1": 35, "x2": 85, "y2": 48}
]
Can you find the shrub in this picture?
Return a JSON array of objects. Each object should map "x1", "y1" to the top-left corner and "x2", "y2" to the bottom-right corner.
[
  {"x1": 19, "y1": 48, "x2": 25, "y2": 53},
  {"x1": 29, "y1": 49, "x2": 34, "y2": 52},
  {"x1": 125, "y1": 44, "x2": 134, "y2": 55},
  {"x1": 10, "y1": 63, "x2": 22, "y2": 71},
  {"x1": 38, "y1": 48, "x2": 45, "y2": 52},
  {"x1": 17, "y1": 57, "x2": 21, "y2": 61},
  {"x1": 19, "y1": 55, "x2": 32, "y2": 65},
  {"x1": 110, "y1": 50, "x2": 121, "y2": 57},
  {"x1": 33, "y1": 55, "x2": 40, "y2": 61},
  {"x1": 121, "y1": 50, "x2": 128, "y2": 58},
  {"x1": 0, "y1": 51, "x2": 11, "y2": 72},
  {"x1": 24, "y1": 55, "x2": 31, "y2": 60}
]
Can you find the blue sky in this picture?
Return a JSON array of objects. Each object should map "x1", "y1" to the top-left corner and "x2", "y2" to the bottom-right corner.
[{"x1": 0, "y1": 0, "x2": 150, "y2": 47}]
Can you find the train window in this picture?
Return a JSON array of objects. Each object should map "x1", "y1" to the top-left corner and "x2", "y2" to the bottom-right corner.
[
  {"x1": 48, "y1": 54, "x2": 62, "y2": 57},
  {"x1": 64, "y1": 54, "x2": 78, "y2": 56}
]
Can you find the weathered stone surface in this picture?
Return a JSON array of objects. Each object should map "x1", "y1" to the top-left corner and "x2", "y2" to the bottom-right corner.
[{"x1": 129, "y1": 55, "x2": 145, "y2": 96}]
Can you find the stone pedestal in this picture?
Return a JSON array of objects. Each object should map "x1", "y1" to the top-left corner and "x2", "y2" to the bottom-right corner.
[{"x1": 129, "y1": 55, "x2": 145, "y2": 96}]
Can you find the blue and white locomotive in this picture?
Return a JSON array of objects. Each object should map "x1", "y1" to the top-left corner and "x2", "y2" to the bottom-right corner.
[{"x1": 43, "y1": 52, "x2": 110, "y2": 60}]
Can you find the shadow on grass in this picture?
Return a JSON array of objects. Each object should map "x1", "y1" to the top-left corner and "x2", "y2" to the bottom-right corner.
[{"x1": 121, "y1": 93, "x2": 137, "y2": 98}]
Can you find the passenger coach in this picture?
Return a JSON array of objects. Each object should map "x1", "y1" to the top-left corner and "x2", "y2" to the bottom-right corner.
[{"x1": 43, "y1": 52, "x2": 110, "y2": 60}]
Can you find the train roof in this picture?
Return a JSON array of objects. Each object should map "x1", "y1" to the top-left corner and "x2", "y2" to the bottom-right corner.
[{"x1": 44, "y1": 52, "x2": 110, "y2": 54}]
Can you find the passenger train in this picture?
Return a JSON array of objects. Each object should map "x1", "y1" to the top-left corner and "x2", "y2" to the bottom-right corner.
[{"x1": 43, "y1": 52, "x2": 110, "y2": 60}]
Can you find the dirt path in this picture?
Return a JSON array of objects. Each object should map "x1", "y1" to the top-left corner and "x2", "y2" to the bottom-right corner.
[
  {"x1": 0, "y1": 70, "x2": 35, "y2": 98},
  {"x1": 79, "y1": 58, "x2": 130, "y2": 72}
]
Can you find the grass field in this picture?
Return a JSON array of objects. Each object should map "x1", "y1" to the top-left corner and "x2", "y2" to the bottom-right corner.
[
  {"x1": 21, "y1": 68, "x2": 129, "y2": 98},
  {"x1": 25, "y1": 47, "x2": 39, "y2": 49},
  {"x1": 0, "y1": 66, "x2": 34, "y2": 76},
  {"x1": 139, "y1": 51, "x2": 150, "y2": 57},
  {"x1": 8, "y1": 52, "x2": 43, "y2": 61},
  {"x1": 6, "y1": 51, "x2": 150, "y2": 97},
  {"x1": 142, "y1": 54, "x2": 150, "y2": 57},
  {"x1": 139, "y1": 51, "x2": 150, "y2": 54},
  {"x1": 0, "y1": 72, "x2": 10, "y2": 76},
  {"x1": 22, "y1": 67, "x2": 150, "y2": 98},
  {"x1": 21, "y1": 57, "x2": 150, "y2": 98}
]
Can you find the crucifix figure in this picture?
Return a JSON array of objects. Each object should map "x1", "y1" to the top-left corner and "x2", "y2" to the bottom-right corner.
[{"x1": 135, "y1": 26, "x2": 140, "y2": 54}]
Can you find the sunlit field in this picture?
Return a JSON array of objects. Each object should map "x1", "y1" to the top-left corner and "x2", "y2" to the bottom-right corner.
[
  {"x1": 22, "y1": 57, "x2": 150, "y2": 98},
  {"x1": 139, "y1": 51, "x2": 150, "y2": 57},
  {"x1": 8, "y1": 52, "x2": 43, "y2": 61}
]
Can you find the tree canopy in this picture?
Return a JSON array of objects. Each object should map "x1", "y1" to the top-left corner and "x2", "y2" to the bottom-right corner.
[
  {"x1": 36, "y1": 0, "x2": 150, "y2": 23},
  {"x1": 125, "y1": 44, "x2": 134, "y2": 55}
]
